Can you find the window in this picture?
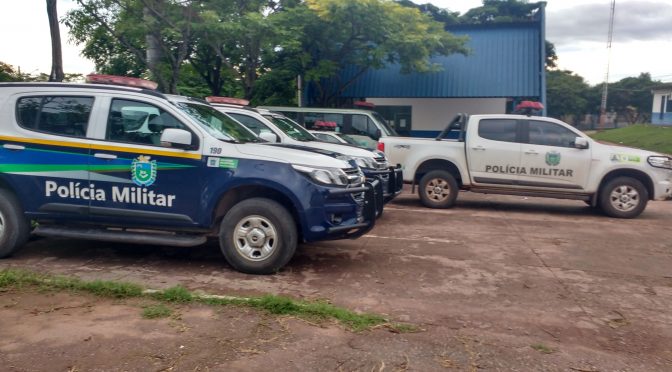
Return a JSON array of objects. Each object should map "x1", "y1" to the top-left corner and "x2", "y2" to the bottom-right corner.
[
  {"x1": 16, "y1": 96, "x2": 94, "y2": 137},
  {"x1": 528, "y1": 120, "x2": 578, "y2": 148},
  {"x1": 478, "y1": 119, "x2": 517, "y2": 142},
  {"x1": 352, "y1": 114, "x2": 378, "y2": 138},
  {"x1": 666, "y1": 95, "x2": 672, "y2": 113},
  {"x1": 228, "y1": 113, "x2": 274, "y2": 135},
  {"x1": 264, "y1": 115, "x2": 315, "y2": 141},
  {"x1": 107, "y1": 99, "x2": 188, "y2": 146},
  {"x1": 313, "y1": 132, "x2": 341, "y2": 143}
]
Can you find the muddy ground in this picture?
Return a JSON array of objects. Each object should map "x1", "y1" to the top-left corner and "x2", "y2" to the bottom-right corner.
[{"x1": 1, "y1": 191, "x2": 671, "y2": 371}]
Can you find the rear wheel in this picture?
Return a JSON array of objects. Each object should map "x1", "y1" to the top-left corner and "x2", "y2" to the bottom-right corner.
[
  {"x1": 599, "y1": 177, "x2": 648, "y2": 218},
  {"x1": 0, "y1": 189, "x2": 30, "y2": 258},
  {"x1": 418, "y1": 170, "x2": 459, "y2": 209},
  {"x1": 219, "y1": 198, "x2": 297, "y2": 274}
]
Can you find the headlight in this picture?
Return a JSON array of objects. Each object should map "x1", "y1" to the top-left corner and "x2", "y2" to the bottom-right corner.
[
  {"x1": 353, "y1": 156, "x2": 377, "y2": 169},
  {"x1": 648, "y1": 156, "x2": 672, "y2": 169},
  {"x1": 292, "y1": 164, "x2": 349, "y2": 186}
]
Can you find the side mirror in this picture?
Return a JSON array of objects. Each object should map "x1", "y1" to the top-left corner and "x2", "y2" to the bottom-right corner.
[
  {"x1": 574, "y1": 137, "x2": 589, "y2": 149},
  {"x1": 259, "y1": 131, "x2": 279, "y2": 143},
  {"x1": 160, "y1": 128, "x2": 192, "y2": 149},
  {"x1": 374, "y1": 128, "x2": 382, "y2": 140}
]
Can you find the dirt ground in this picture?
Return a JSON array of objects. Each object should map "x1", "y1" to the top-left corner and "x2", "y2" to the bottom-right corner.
[{"x1": 1, "y1": 190, "x2": 672, "y2": 371}]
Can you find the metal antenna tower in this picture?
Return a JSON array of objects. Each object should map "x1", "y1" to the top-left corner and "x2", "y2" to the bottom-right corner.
[{"x1": 599, "y1": 0, "x2": 616, "y2": 130}]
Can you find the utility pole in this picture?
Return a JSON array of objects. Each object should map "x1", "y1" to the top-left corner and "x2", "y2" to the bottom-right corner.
[{"x1": 599, "y1": 0, "x2": 616, "y2": 130}]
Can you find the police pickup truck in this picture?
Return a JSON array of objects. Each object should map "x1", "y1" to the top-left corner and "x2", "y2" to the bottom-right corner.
[
  {"x1": 381, "y1": 113, "x2": 672, "y2": 218},
  {"x1": 0, "y1": 75, "x2": 380, "y2": 274}
]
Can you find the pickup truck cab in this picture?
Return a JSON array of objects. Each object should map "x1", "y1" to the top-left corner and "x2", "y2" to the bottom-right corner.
[
  {"x1": 207, "y1": 98, "x2": 403, "y2": 202},
  {"x1": 381, "y1": 113, "x2": 672, "y2": 218},
  {"x1": 0, "y1": 76, "x2": 379, "y2": 274}
]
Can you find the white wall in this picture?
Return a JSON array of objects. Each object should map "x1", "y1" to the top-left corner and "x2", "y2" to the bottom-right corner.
[
  {"x1": 652, "y1": 90, "x2": 671, "y2": 113},
  {"x1": 367, "y1": 97, "x2": 507, "y2": 132}
]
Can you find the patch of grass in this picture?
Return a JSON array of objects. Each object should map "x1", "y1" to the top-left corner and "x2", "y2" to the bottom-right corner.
[
  {"x1": 590, "y1": 125, "x2": 672, "y2": 154},
  {"x1": 531, "y1": 343, "x2": 556, "y2": 354},
  {"x1": 152, "y1": 285, "x2": 192, "y2": 303},
  {"x1": 142, "y1": 304, "x2": 173, "y2": 319},
  {"x1": 0, "y1": 268, "x2": 409, "y2": 332}
]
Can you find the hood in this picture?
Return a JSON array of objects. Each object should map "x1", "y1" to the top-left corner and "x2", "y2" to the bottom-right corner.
[
  {"x1": 593, "y1": 140, "x2": 663, "y2": 160},
  {"x1": 235, "y1": 143, "x2": 351, "y2": 169},
  {"x1": 293, "y1": 140, "x2": 379, "y2": 159}
]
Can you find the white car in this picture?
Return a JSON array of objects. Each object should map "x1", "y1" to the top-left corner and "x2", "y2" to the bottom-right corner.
[{"x1": 207, "y1": 98, "x2": 403, "y2": 201}]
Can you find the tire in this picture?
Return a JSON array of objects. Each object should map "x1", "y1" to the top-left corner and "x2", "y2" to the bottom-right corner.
[
  {"x1": 599, "y1": 177, "x2": 648, "y2": 218},
  {"x1": 418, "y1": 170, "x2": 459, "y2": 209},
  {"x1": 219, "y1": 198, "x2": 297, "y2": 275},
  {"x1": 0, "y1": 189, "x2": 30, "y2": 258}
]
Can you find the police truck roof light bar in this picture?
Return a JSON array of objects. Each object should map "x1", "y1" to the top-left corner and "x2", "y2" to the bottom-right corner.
[
  {"x1": 85, "y1": 74, "x2": 158, "y2": 90},
  {"x1": 513, "y1": 101, "x2": 544, "y2": 116},
  {"x1": 205, "y1": 96, "x2": 250, "y2": 106}
]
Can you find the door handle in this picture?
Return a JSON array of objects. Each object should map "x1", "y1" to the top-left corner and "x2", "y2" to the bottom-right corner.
[
  {"x1": 524, "y1": 150, "x2": 539, "y2": 155},
  {"x1": 472, "y1": 146, "x2": 486, "y2": 151},
  {"x1": 394, "y1": 144, "x2": 410, "y2": 149},
  {"x1": 94, "y1": 153, "x2": 117, "y2": 160},
  {"x1": 3, "y1": 144, "x2": 25, "y2": 151}
]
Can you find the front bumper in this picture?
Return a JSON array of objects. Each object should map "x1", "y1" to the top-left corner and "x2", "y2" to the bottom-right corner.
[
  {"x1": 307, "y1": 179, "x2": 381, "y2": 240},
  {"x1": 654, "y1": 179, "x2": 672, "y2": 200},
  {"x1": 364, "y1": 166, "x2": 404, "y2": 202}
]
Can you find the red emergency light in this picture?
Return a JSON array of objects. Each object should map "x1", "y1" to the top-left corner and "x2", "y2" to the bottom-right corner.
[
  {"x1": 515, "y1": 101, "x2": 544, "y2": 111},
  {"x1": 354, "y1": 101, "x2": 375, "y2": 109},
  {"x1": 205, "y1": 96, "x2": 250, "y2": 106},
  {"x1": 86, "y1": 74, "x2": 158, "y2": 90}
]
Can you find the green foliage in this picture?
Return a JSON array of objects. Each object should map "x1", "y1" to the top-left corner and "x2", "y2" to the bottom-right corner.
[
  {"x1": 591, "y1": 125, "x2": 672, "y2": 155},
  {"x1": 546, "y1": 70, "x2": 591, "y2": 119},
  {"x1": 0, "y1": 61, "x2": 20, "y2": 82},
  {"x1": 141, "y1": 303, "x2": 173, "y2": 319},
  {"x1": 288, "y1": 0, "x2": 468, "y2": 105},
  {"x1": 460, "y1": 0, "x2": 543, "y2": 24}
]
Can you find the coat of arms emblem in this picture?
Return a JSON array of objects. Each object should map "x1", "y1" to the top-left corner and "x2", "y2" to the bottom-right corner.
[
  {"x1": 131, "y1": 155, "x2": 157, "y2": 187},
  {"x1": 545, "y1": 151, "x2": 561, "y2": 166}
]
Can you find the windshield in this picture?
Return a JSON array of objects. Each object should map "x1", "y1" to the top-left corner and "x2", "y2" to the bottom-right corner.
[
  {"x1": 371, "y1": 111, "x2": 399, "y2": 136},
  {"x1": 177, "y1": 103, "x2": 260, "y2": 143},
  {"x1": 336, "y1": 133, "x2": 361, "y2": 146},
  {"x1": 263, "y1": 115, "x2": 316, "y2": 141}
]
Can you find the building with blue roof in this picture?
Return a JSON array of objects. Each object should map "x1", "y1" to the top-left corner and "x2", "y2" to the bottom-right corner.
[{"x1": 332, "y1": 6, "x2": 547, "y2": 137}]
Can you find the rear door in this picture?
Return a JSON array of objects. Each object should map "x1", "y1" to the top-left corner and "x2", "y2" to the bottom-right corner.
[
  {"x1": 466, "y1": 118, "x2": 522, "y2": 187},
  {"x1": 3, "y1": 94, "x2": 96, "y2": 217},
  {"x1": 86, "y1": 96, "x2": 205, "y2": 227}
]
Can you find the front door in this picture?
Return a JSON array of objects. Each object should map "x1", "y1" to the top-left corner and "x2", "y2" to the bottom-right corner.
[
  {"x1": 87, "y1": 98, "x2": 204, "y2": 228},
  {"x1": 467, "y1": 118, "x2": 522, "y2": 187},
  {"x1": 517, "y1": 119, "x2": 592, "y2": 190}
]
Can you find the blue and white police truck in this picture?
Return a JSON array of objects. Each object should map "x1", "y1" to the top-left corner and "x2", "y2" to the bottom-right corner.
[
  {"x1": 0, "y1": 75, "x2": 380, "y2": 274},
  {"x1": 206, "y1": 97, "x2": 403, "y2": 202}
]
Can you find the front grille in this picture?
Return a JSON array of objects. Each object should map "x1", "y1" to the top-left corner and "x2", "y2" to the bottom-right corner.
[
  {"x1": 373, "y1": 156, "x2": 389, "y2": 170},
  {"x1": 344, "y1": 168, "x2": 365, "y2": 187}
]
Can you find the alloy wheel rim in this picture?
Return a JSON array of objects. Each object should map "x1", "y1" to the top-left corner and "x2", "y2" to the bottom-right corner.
[
  {"x1": 425, "y1": 178, "x2": 450, "y2": 202},
  {"x1": 233, "y1": 215, "x2": 278, "y2": 262},
  {"x1": 609, "y1": 185, "x2": 640, "y2": 212}
]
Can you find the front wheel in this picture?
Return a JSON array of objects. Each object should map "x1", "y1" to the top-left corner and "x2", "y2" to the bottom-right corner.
[
  {"x1": 599, "y1": 177, "x2": 648, "y2": 218},
  {"x1": 219, "y1": 198, "x2": 297, "y2": 274},
  {"x1": 0, "y1": 189, "x2": 30, "y2": 258},
  {"x1": 418, "y1": 170, "x2": 459, "y2": 209}
]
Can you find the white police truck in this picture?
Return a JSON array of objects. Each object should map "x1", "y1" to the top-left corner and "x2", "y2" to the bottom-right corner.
[
  {"x1": 0, "y1": 75, "x2": 381, "y2": 274},
  {"x1": 381, "y1": 113, "x2": 672, "y2": 218}
]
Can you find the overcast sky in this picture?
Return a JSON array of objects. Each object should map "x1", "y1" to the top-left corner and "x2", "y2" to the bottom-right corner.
[{"x1": 0, "y1": 0, "x2": 670, "y2": 85}]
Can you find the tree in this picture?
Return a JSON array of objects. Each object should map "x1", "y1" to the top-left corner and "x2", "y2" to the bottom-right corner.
[
  {"x1": 286, "y1": 0, "x2": 468, "y2": 106},
  {"x1": 65, "y1": 0, "x2": 198, "y2": 93},
  {"x1": 605, "y1": 73, "x2": 660, "y2": 124},
  {"x1": 0, "y1": 62, "x2": 20, "y2": 82},
  {"x1": 546, "y1": 70, "x2": 590, "y2": 121},
  {"x1": 460, "y1": 0, "x2": 542, "y2": 24},
  {"x1": 47, "y1": 0, "x2": 65, "y2": 82}
]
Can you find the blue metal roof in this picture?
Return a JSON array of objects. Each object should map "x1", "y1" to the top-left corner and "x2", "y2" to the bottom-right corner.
[{"x1": 340, "y1": 23, "x2": 542, "y2": 98}]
